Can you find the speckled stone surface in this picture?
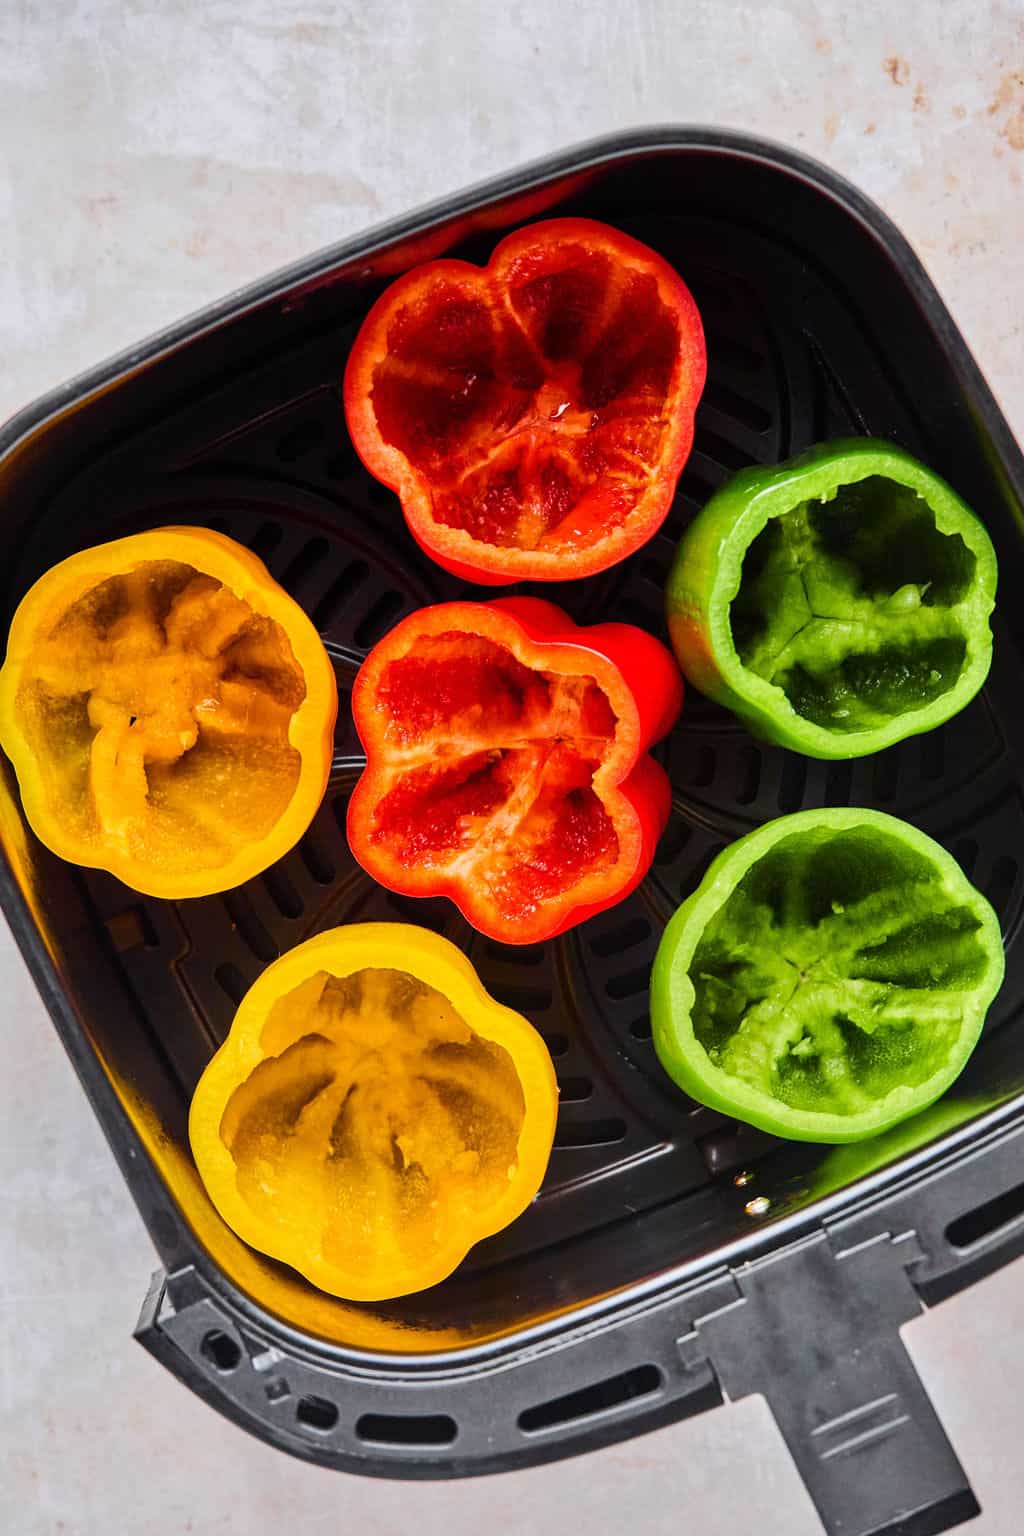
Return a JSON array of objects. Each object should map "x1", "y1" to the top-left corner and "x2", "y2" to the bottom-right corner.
[{"x1": 1, "y1": 3, "x2": 1023, "y2": 1532}]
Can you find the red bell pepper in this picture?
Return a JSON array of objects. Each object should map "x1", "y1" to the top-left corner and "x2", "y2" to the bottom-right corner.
[
  {"x1": 347, "y1": 598, "x2": 683, "y2": 943},
  {"x1": 343, "y1": 218, "x2": 706, "y2": 585}
]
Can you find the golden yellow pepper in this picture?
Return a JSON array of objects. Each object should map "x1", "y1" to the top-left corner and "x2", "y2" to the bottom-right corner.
[
  {"x1": 0, "y1": 527, "x2": 337, "y2": 897},
  {"x1": 189, "y1": 924, "x2": 558, "y2": 1300}
]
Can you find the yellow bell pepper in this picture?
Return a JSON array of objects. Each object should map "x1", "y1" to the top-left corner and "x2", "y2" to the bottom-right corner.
[
  {"x1": 189, "y1": 924, "x2": 558, "y2": 1300},
  {"x1": 0, "y1": 527, "x2": 337, "y2": 898}
]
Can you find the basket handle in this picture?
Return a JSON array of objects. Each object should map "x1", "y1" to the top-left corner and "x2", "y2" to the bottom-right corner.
[{"x1": 684, "y1": 1230, "x2": 978, "y2": 1536}]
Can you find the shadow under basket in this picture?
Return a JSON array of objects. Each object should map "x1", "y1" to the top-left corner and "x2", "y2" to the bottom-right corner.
[{"x1": 3, "y1": 129, "x2": 1024, "y2": 1536}]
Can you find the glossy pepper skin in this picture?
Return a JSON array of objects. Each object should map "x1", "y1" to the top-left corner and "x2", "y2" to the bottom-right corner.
[
  {"x1": 189, "y1": 923, "x2": 558, "y2": 1300},
  {"x1": 343, "y1": 217, "x2": 706, "y2": 585},
  {"x1": 0, "y1": 528, "x2": 338, "y2": 898},
  {"x1": 665, "y1": 439, "x2": 998, "y2": 759},
  {"x1": 651, "y1": 808, "x2": 1004, "y2": 1143},
  {"x1": 347, "y1": 598, "x2": 683, "y2": 943}
]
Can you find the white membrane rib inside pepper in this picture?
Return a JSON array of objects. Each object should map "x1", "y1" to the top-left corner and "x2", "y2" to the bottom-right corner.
[
  {"x1": 731, "y1": 477, "x2": 976, "y2": 731},
  {"x1": 689, "y1": 825, "x2": 991, "y2": 1115}
]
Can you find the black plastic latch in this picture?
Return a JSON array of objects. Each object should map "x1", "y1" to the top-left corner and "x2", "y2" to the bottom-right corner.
[{"x1": 679, "y1": 1230, "x2": 979, "y2": 1536}]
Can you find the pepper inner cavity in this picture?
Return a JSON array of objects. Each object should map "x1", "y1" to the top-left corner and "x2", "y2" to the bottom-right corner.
[
  {"x1": 219, "y1": 967, "x2": 526, "y2": 1267},
  {"x1": 369, "y1": 251, "x2": 679, "y2": 552},
  {"x1": 16, "y1": 559, "x2": 305, "y2": 862},
  {"x1": 370, "y1": 632, "x2": 620, "y2": 919},
  {"x1": 689, "y1": 826, "x2": 989, "y2": 1116},
  {"x1": 730, "y1": 476, "x2": 976, "y2": 731}
]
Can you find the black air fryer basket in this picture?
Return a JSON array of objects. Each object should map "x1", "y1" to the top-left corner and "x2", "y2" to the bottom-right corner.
[{"x1": 3, "y1": 130, "x2": 1024, "y2": 1536}]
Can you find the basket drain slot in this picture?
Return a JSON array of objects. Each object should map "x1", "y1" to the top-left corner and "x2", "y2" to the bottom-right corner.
[
  {"x1": 518, "y1": 1363, "x2": 662, "y2": 1434},
  {"x1": 298, "y1": 834, "x2": 335, "y2": 885},
  {"x1": 312, "y1": 560, "x2": 369, "y2": 630},
  {"x1": 946, "y1": 1181, "x2": 1024, "y2": 1252},
  {"x1": 261, "y1": 866, "x2": 303, "y2": 920},
  {"x1": 296, "y1": 1395, "x2": 339, "y2": 1432},
  {"x1": 214, "y1": 962, "x2": 248, "y2": 1006},
  {"x1": 986, "y1": 854, "x2": 1019, "y2": 926},
  {"x1": 604, "y1": 966, "x2": 650, "y2": 1002},
  {"x1": 105, "y1": 905, "x2": 159, "y2": 954},
  {"x1": 354, "y1": 590, "x2": 405, "y2": 649},
  {"x1": 556, "y1": 1075, "x2": 593, "y2": 1104},
  {"x1": 356, "y1": 1413, "x2": 457, "y2": 1446},
  {"x1": 281, "y1": 536, "x2": 329, "y2": 595},
  {"x1": 248, "y1": 521, "x2": 283, "y2": 562},
  {"x1": 221, "y1": 891, "x2": 277, "y2": 963},
  {"x1": 490, "y1": 984, "x2": 553, "y2": 1014},
  {"x1": 553, "y1": 1117, "x2": 627, "y2": 1149},
  {"x1": 588, "y1": 917, "x2": 652, "y2": 958}
]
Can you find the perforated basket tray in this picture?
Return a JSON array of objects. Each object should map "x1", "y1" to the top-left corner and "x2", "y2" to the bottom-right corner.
[{"x1": 3, "y1": 130, "x2": 1024, "y2": 1536}]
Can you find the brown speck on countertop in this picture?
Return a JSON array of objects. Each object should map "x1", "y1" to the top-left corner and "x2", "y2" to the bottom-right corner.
[
  {"x1": 884, "y1": 56, "x2": 910, "y2": 85},
  {"x1": 913, "y1": 85, "x2": 930, "y2": 112},
  {"x1": 815, "y1": 36, "x2": 831, "y2": 53},
  {"x1": 864, "y1": 121, "x2": 877, "y2": 134},
  {"x1": 988, "y1": 72, "x2": 1024, "y2": 149},
  {"x1": 824, "y1": 114, "x2": 838, "y2": 141},
  {"x1": 953, "y1": 103, "x2": 968, "y2": 120}
]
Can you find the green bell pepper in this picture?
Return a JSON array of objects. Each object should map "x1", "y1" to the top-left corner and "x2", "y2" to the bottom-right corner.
[
  {"x1": 651, "y1": 808, "x2": 1004, "y2": 1143},
  {"x1": 665, "y1": 440, "x2": 998, "y2": 759}
]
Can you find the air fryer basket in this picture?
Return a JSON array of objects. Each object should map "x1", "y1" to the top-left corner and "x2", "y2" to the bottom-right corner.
[{"x1": 3, "y1": 130, "x2": 1024, "y2": 1536}]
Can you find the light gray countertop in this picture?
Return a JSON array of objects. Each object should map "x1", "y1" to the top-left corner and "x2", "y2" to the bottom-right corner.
[{"x1": 2, "y1": 3, "x2": 1023, "y2": 1532}]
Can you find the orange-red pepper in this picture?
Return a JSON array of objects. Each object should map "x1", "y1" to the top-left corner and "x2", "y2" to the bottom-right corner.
[
  {"x1": 347, "y1": 597, "x2": 683, "y2": 943},
  {"x1": 344, "y1": 218, "x2": 706, "y2": 584}
]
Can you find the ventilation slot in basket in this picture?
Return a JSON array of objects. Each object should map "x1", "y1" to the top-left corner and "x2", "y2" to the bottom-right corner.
[
  {"x1": 518, "y1": 1364, "x2": 662, "y2": 1433},
  {"x1": 542, "y1": 1031, "x2": 569, "y2": 1059},
  {"x1": 557, "y1": 1075, "x2": 593, "y2": 1104},
  {"x1": 214, "y1": 962, "x2": 248, "y2": 1006},
  {"x1": 248, "y1": 521, "x2": 283, "y2": 562},
  {"x1": 553, "y1": 1118, "x2": 627, "y2": 1149},
  {"x1": 312, "y1": 560, "x2": 369, "y2": 631},
  {"x1": 261, "y1": 867, "x2": 303, "y2": 920},
  {"x1": 281, "y1": 536, "x2": 329, "y2": 595},
  {"x1": 778, "y1": 752, "x2": 807, "y2": 813},
  {"x1": 356, "y1": 1413, "x2": 457, "y2": 1446},
  {"x1": 296, "y1": 1395, "x2": 339, "y2": 1432},
  {"x1": 605, "y1": 966, "x2": 650, "y2": 1002},
  {"x1": 105, "y1": 905, "x2": 159, "y2": 953},
  {"x1": 986, "y1": 855, "x2": 1019, "y2": 927},
  {"x1": 298, "y1": 834, "x2": 335, "y2": 885},
  {"x1": 491, "y1": 983, "x2": 553, "y2": 1014},
  {"x1": 221, "y1": 891, "x2": 277, "y2": 963},
  {"x1": 589, "y1": 917, "x2": 652, "y2": 958},
  {"x1": 354, "y1": 590, "x2": 406, "y2": 649},
  {"x1": 735, "y1": 745, "x2": 762, "y2": 806},
  {"x1": 946, "y1": 1182, "x2": 1024, "y2": 1252},
  {"x1": 655, "y1": 819, "x2": 692, "y2": 867}
]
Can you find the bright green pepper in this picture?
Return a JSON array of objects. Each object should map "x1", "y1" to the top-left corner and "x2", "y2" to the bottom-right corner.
[
  {"x1": 651, "y1": 808, "x2": 1004, "y2": 1143},
  {"x1": 665, "y1": 440, "x2": 998, "y2": 759}
]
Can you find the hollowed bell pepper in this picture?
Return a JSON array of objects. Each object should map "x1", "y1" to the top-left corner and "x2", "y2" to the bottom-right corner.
[
  {"x1": 347, "y1": 597, "x2": 683, "y2": 943},
  {"x1": 189, "y1": 923, "x2": 558, "y2": 1299},
  {"x1": 651, "y1": 808, "x2": 1004, "y2": 1143},
  {"x1": 343, "y1": 217, "x2": 706, "y2": 584},
  {"x1": 0, "y1": 528, "x2": 338, "y2": 898},
  {"x1": 665, "y1": 440, "x2": 998, "y2": 759}
]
